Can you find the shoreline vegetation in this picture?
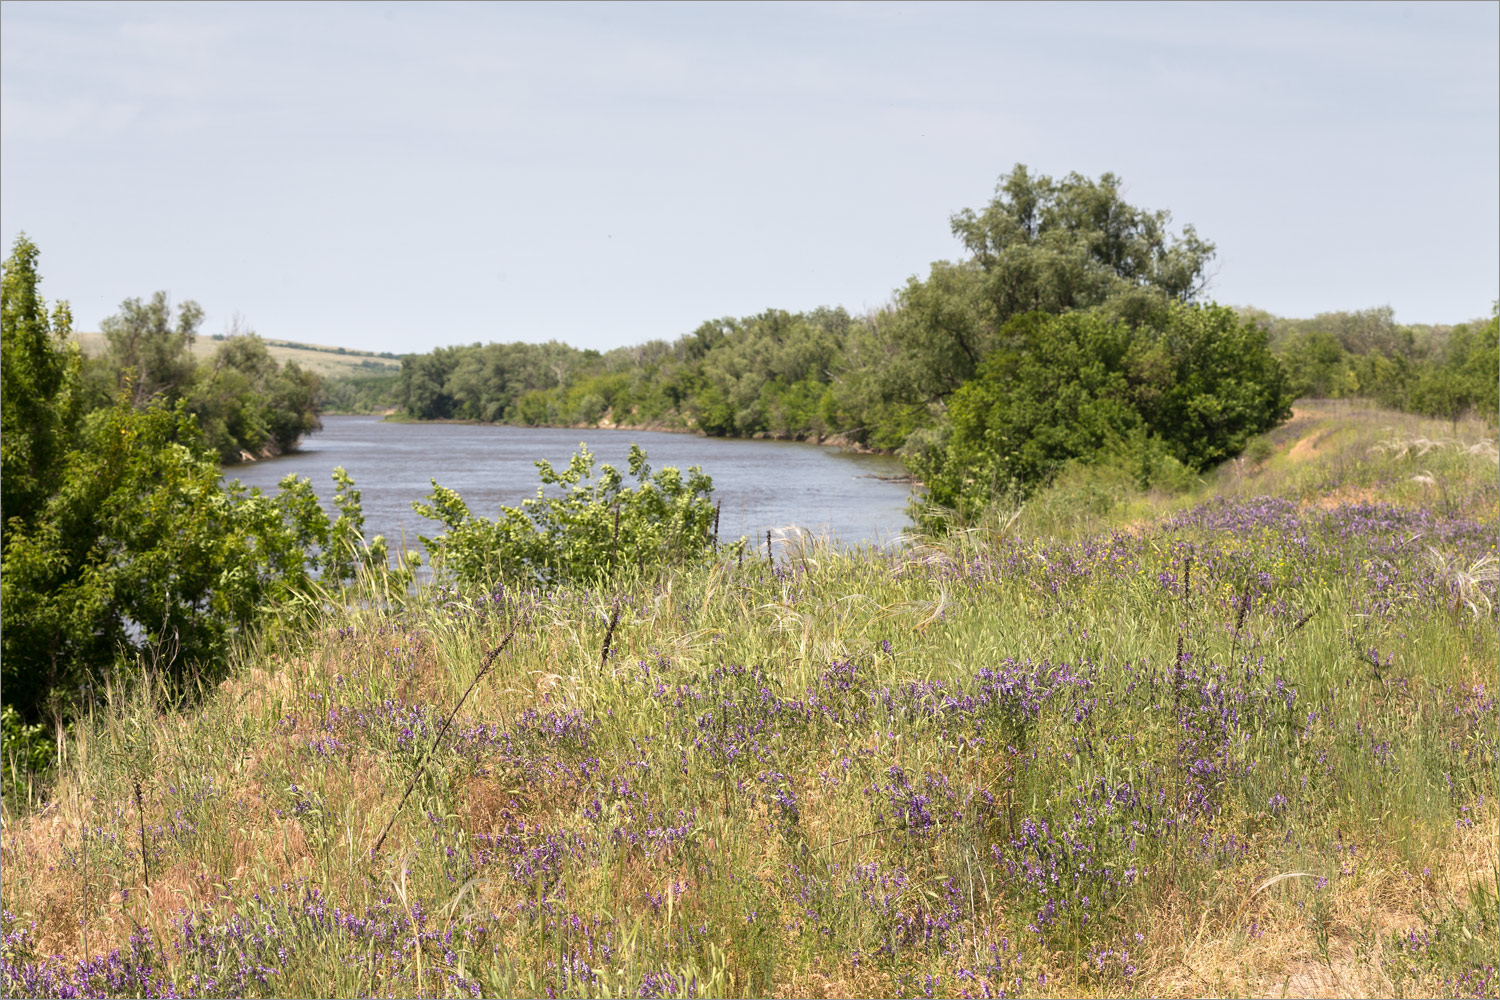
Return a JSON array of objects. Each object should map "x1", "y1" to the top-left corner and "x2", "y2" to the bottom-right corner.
[
  {"x1": 2, "y1": 399, "x2": 1495, "y2": 998},
  {"x1": 319, "y1": 166, "x2": 1492, "y2": 497},
  {"x1": 371, "y1": 410, "x2": 893, "y2": 455}
]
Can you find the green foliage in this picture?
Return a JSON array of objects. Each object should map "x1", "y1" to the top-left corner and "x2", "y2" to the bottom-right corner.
[
  {"x1": 1, "y1": 233, "x2": 83, "y2": 540},
  {"x1": 916, "y1": 310, "x2": 1139, "y2": 515},
  {"x1": 317, "y1": 368, "x2": 401, "y2": 414},
  {"x1": 187, "y1": 333, "x2": 322, "y2": 461},
  {"x1": 0, "y1": 237, "x2": 382, "y2": 723},
  {"x1": 99, "y1": 291, "x2": 203, "y2": 408},
  {"x1": 393, "y1": 309, "x2": 865, "y2": 444},
  {"x1": 82, "y1": 297, "x2": 323, "y2": 462},
  {"x1": 917, "y1": 303, "x2": 1291, "y2": 522},
  {"x1": 0, "y1": 704, "x2": 52, "y2": 785},
  {"x1": 1147, "y1": 300, "x2": 1293, "y2": 468},
  {"x1": 0, "y1": 392, "x2": 368, "y2": 719},
  {"x1": 1256, "y1": 306, "x2": 1498, "y2": 425},
  {"x1": 414, "y1": 444, "x2": 719, "y2": 589},
  {"x1": 952, "y1": 164, "x2": 1216, "y2": 312},
  {"x1": 882, "y1": 261, "x2": 989, "y2": 403},
  {"x1": 1279, "y1": 329, "x2": 1358, "y2": 399},
  {"x1": 398, "y1": 341, "x2": 585, "y2": 422},
  {"x1": 2, "y1": 400, "x2": 244, "y2": 714},
  {"x1": 882, "y1": 165, "x2": 1218, "y2": 413},
  {"x1": 1409, "y1": 315, "x2": 1499, "y2": 425}
]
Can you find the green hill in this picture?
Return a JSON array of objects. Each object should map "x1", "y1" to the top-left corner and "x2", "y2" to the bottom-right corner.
[{"x1": 71, "y1": 331, "x2": 402, "y2": 378}]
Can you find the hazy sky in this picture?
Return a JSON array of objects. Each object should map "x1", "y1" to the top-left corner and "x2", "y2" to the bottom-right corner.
[{"x1": 3, "y1": 1, "x2": 1496, "y2": 355}]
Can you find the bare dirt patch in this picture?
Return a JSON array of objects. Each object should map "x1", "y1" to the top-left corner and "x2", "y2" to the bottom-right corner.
[
  {"x1": 1302, "y1": 486, "x2": 1381, "y2": 511},
  {"x1": 1288, "y1": 429, "x2": 1331, "y2": 463}
]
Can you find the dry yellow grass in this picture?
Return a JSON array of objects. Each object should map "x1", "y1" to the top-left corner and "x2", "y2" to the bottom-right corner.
[
  {"x1": 70, "y1": 331, "x2": 400, "y2": 377},
  {"x1": 2, "y1": 399, "x2": 1494, "y2": 998}
]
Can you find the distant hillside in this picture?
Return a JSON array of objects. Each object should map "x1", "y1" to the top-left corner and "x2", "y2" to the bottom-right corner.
[{"x1": 71, "y1": 332, "x2": 403, "y2": 378}]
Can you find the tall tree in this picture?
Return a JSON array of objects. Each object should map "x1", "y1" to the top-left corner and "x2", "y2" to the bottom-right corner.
[
  {"x1": 187, "y1": 332, "x2": 322, "y2": 461},
  {"x1": 101, "y1": 290, "x2": 204, "y2": 407},
  {"x1": 952, "y1": 165, "x2": 1216, "y2": 315},
  {"x1": 1, "y1": 233, "x2": 82, "y2": 541},
  {"x1": 889, "y1": 165, "x2": 1217, "y2": 403}
]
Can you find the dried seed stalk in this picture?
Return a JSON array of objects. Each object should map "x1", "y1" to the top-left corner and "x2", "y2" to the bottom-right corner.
[{"x1": 371, "y1": 625, "x2": 518, "y2": 856}]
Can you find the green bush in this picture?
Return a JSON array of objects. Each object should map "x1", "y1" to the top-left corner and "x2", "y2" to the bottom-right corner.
[
  {"x1": 1, "y1": 236, "x2": 391, "y2": 723},
  {"x1": 915, "y1": 303, "x2": 1290, "y2": 524},
  {"x1": 0, "y1": 704, "x2": 52, "y2": 786},
  {"x1": 414, "y1": 444, "x2": 720, "y2": 590}
]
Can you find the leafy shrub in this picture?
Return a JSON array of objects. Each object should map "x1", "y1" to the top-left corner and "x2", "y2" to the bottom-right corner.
[
  {"x1": 915, "y1": 303, "x2": 1290, "y2": 524},
  {"x1": 3, "y1": 229, "x2": 395, "y2": 723},
  {"x1": 1245, "y1": 435, "x2": 1276, "y2": 465},
  {"x1": 414, "y1": 444, "x2": 719, "y2": 590},
  {"x1": 0, "y1": 704, "x2": 51, "y2": 786},
  {"x1": 0, "y1": 396, "x2": 390, "y2": 719}
]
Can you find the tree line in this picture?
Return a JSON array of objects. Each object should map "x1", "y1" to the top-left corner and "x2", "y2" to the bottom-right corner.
[
  {"x1": 365, "y1": 165, "x2": 1494, "y2": 515},
  {"x1": 1251, "y1": 305, "x2": 1498, "y2": 426},
  {"x1": 383, "y1": 167, "x2": 1290, "y2": 511}
]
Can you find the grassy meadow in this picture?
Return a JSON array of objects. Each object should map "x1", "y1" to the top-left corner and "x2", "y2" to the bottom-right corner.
[{"x1": 2, "y1": 401, "x2": 1496, "y2": 999}]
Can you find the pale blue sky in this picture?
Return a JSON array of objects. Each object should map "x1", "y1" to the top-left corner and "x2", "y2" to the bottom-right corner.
[{"x1": 3, "y1": 1, "x2": 1496, "y2": 354}]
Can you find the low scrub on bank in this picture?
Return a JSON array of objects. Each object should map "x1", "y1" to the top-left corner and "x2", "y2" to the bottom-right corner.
[{"x1": 1, "y1": 403, "x2": 1496, "y2": 999}]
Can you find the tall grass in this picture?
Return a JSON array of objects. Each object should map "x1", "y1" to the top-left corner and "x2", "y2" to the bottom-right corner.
[{"x1": 2, "y1": 402, "x2": 1495, "y2": 998}]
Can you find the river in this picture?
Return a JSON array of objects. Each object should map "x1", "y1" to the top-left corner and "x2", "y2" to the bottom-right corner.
[{"x1": 223, "y1": 416, "x2": 916, "y2": 553}]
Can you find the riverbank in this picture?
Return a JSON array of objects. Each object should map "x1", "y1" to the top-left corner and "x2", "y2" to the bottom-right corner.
[
  {"x1": 375, "y1": 411, "x2": 895, "y2": 456},
  {"x1": 222, "y1": 432, "x2": 315, "y2": 467},
  {"x1": 225, "y1": 439, "x2": 288, "y2": 466}
]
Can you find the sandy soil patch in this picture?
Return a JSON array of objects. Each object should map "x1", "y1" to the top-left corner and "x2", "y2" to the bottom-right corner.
[{"x1": 1288, "y1": 429, "x2": 1331, "y2": 463}]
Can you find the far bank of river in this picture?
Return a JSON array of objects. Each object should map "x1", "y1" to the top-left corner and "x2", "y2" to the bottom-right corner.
[
  {"x1": 224, "y1": 416, "x2": 917, "y2": 553},
  {"x1": 370, "y1": 412, "x2": 893, "y2": 455}
]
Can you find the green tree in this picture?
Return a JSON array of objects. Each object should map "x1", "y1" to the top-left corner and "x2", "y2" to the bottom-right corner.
[
  {"x1": 953, "y1": 165, "x2": 1216, "y2": 311},
  {"x1": 883, "y1": 261, "x2": 988, "y2": 404},
  {"x1": 0, "y1": 237, "x2": 379, "y2": 722},
  {"x1": 1409, "y1": 314, "x2": 1499, "y2": 426},
  {"x1": 1445, "y1": 312, "x2": 1499, "y2": 421},
  {"x1": 1279, "y1": 330, "x2": 1355, "y2": 398},
  {"x1": 3, "y1": 399, "x2": 252, "y2": 713},
  {"x1": 1, "y1": 233, "x2": 82, "y2": 538},
  {"x1": 915, "y1": 310, "x2": 1143, "y2": 518},
  {"x1": 889, "y1": 165, "x2": 1217, "y2": 410},
  {"x1": 318, "y1": 369, "x2": 403, "y2": 414},
  {"x1": 192, "y1": 333, "x2": 323, "y2": 461},
  {"x1": 262, "y1": 356, "x2": 322, "y2": 454},
  {"x1": 1146, "y1": 302, "x2": 1291, "y2": 468},
  {"x1": 398, "y1": 349, "x2": 459, "y2": 419},
  {"x1": 100, "y1": 290, "x2": 204, "y2": 407}
]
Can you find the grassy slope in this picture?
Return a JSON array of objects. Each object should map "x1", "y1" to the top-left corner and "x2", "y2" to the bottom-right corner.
[
  {"x1": 70, "y1": 332, "x2": 401, "y2": 378},
  {"x1": 2, "y1": 401, "x2": 1496, "y2": 999}
]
